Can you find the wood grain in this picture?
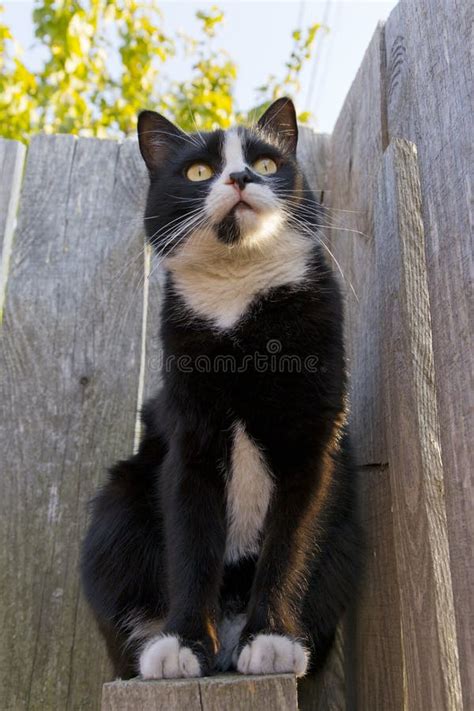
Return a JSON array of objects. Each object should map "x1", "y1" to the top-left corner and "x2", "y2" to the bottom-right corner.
[
  {"x1": 348, "y1": 466, "x2": 403, "y2": 711},
  {"x1": 298, "y1": 127, "x2": 331, "y2": 203},
  {"x1": 102, "y1": 678, "x2": 202, "y2": 711},
  {"x1": 325, "y1": 23, "x2": 388, "y2": 468},
  {"x1": 198, "y1": 673, "x2": 297, "y2": 711},
  {"x1": 385, "y1": 3, "x2": 473, "y2": 705},
  {"x1": 102, "y1": 674, "x2": 297, "y2": 711},
  {"x1": 323, "y1": 23, "x2": 397, "y2": 709},
  {"x1": 0, "y1": 135, "x2": 146, "y2": 710},
  {"x1": 376, "y1": 138, "x2": 462, "y2": 709},
  {"x1": 0, "y1": 138, "x2": 26, "y2": 316}
]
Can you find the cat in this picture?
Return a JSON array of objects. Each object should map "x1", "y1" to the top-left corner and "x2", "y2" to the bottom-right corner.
[{"x1": 81, "y1": 98, "x2": 360, "y2": 680}]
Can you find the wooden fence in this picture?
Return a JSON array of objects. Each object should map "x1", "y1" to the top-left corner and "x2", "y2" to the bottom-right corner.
[{"x1": 0, "y1": 0, "x2": 471, "y2": 708}]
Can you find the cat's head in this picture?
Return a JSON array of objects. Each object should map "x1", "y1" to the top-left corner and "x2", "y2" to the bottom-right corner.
[{"x1": 137, "y1": 98, "x2": 313, "y2": 262}]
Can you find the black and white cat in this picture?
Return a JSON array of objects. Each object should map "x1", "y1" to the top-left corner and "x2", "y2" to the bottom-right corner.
[{"x1": 81, "y1": 98, "x2": 360, "y2": 680}]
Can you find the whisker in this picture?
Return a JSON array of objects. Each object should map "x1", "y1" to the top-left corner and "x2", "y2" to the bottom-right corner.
[
  {"x1": 280, "y1": 202, "x2": 369, "y2": 238},
  {"x1": 276, "y1": 190, "x2": 364, "y2": 213},
  {"x1": 279, "y1": 207, "x2": 359, "y2": 302},
  {"x1": 148, "y1": 207, "x2": 205, "y2": 244},
  {"x1": 119, "y1": 213, "x2": 209, "y2": 330},
  {"x1": 164, "y1": 195, "x2": 206, "y2": 204}
]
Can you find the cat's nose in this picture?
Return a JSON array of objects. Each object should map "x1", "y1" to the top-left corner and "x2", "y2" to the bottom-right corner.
[{"x1": 228, "y1": 169, "x2": 253, "y2": 190}]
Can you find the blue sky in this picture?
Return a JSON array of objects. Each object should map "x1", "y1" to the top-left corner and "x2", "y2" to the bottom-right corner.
[{"x1": 3, "y1": 0, "x2": 397, "y2": 132}]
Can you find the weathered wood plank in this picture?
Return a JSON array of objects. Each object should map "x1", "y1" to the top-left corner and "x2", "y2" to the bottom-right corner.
[
  {"x1": 348, "y1": 466, "x2": 403, "y2": 711},
  {"x1": 375, "y1": 138, "x2": 462, "y2": 710},
  {"x1": 102, "y1": 674, "x2": 298, "y2": 711},
  {"x1": 102, "y1": 678, "x2": 202, "y2": 711},
  {"x1": 105, "y1": 138, "x2": 154, "y2": 448},
  {"x1": 298, "y1": 624, "x2": 345, "y2": 711},
  {"x1": 325, "y1": 23, "x2": 388, "y2": 467},
  {"x1": 385, "y1": 3, "x2": 473, "y2": 705},
  {"x1": 0, "y1": 138, "x2": 26, "y2": 315},
  {"x1": 298, "y1": 127, "x2": 331, "y2": 202},
  {"x1": 323, "y1": 22, "x2": 395, "y2": 709},
  {"x1": 0, "y1": 134, "x2": 146, "y2": 710},
  {"x1": 199, "y1": 673, "x2": 297, "y2": 711}
]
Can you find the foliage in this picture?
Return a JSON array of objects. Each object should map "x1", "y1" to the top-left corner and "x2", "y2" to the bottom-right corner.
[
  {"x1": 0, "y1": 7, "x2": 38, "y2": 140},
  {"x1": 253, "y1": 24, "x2": 321, "y2": 124},
  {"x1": 0, "y1": 1, "x2": 322, "y2": 141}
]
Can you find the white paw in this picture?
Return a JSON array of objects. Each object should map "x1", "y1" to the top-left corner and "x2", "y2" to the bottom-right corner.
[
  {"x1": 236, "y1": 634, "x2": 309, "y2": 677},
  {"x1": 139, "y1": 635, "x2": 202, "y2": 679}
]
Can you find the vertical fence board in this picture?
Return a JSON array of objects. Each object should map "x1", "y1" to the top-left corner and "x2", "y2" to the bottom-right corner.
[
  {"x1": 0, "y1": 135, "x2": 146, "y2": 710},
  {"x1": 142, "y1": 248, "x2": 165, "y2": 408},
  {"x1": 375, "y1": 138, "x2": 462, "y2": 710},
  {"x1": 298, "y1": 127, "x2": 331, "y2": 203},
  {"x1": 324, "y1": 23, "x2": 403, "y2": 709},
  {"x1": 385, "y1": 3, "x2": 473, "y2": 705},
  {"x1": 349, "y1": 465, "x2": 403, "y2": 711},
  {"x1": 325, "y1": 23, "x2": 387, "y2": 468},
  {"x1": 0, "y1": 139, "x2": 26, "y2": 313}
]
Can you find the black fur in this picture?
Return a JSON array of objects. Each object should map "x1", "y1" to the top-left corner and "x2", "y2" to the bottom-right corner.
[{"x1": 81, "y1": 98, "x2": 361, "y2": 678}]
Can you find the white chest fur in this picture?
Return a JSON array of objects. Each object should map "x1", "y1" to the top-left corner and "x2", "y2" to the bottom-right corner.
[
  {"x1": 168, "y1": 229, "x2": 311, "y2": 330},
  {"x1": 225, "y1": 422, "x2": 274, "y2": 564}
]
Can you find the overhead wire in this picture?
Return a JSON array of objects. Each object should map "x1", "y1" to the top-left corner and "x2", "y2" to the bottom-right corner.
[{"x1": 304, "y1": 0, "x2": 333, "y2": 114}]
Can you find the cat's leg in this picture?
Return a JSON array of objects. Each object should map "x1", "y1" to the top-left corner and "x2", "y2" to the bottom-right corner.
[
  {"x1": 139, "y1": 427, "x2": 226, "y2": 679},
  {"x1": 301, "y1": 509, "x2": 360, "y2": 672},
  {"x1": 238, "y1": 498, "x2": 360, "y2": 676},
  {"x1": 234, "y1": 440, "x2": 357, "y2": 678}
]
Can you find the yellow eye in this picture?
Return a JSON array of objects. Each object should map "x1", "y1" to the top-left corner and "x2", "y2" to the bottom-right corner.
[
  {"x1": 252, "y1": 157, "x2": 278, "y2": 176},
  {"x1": 186, "y1": 163, "x2": 214, "y2": 181}
]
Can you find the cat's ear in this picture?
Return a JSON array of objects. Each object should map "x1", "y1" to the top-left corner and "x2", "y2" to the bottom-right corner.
[
  {"x1": 257, "y1": 97, "x2": 298, "y2": 153},
  {"x1": 137, "y1": 110, "x2": 187, "y2": 173}
]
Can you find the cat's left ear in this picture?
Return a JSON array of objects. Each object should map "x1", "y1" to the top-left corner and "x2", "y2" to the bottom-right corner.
[
  {"x1": 257, "y1": 97, "x2": 298, "y2": 153},
  {"x1": 137, "y1": 110, "x2": 187, "y2": 174}
]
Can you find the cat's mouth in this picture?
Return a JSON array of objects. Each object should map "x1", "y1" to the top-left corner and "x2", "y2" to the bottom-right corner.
[{"x1": 227, "y1": 200, "x2": 254, "y2": 219}]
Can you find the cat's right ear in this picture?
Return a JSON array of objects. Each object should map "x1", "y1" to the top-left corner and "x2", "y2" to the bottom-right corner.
[{"x1": 137, "y1": 110, "x2": 187, "y2": 174}]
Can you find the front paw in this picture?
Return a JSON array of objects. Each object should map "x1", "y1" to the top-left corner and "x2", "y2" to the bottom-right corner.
[
  {"x1": 139, "y1": 635, "x2": 202, "y2": 679},
  {"x1": 235, "y1": 634, "x2": 309, "y2": 677}
]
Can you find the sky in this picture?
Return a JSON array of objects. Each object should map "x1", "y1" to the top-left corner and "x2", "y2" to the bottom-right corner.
[{"x1": 3, "y1": 0, "x2": 397, "y2": 133}]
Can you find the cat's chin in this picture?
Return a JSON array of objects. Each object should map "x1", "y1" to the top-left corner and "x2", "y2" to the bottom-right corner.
[
  {"x1": 236, "y1": 210, "x2": 284, "y2": 247},
  {"x1": 233, "y1": 204, "x2": 259, "y2": 230}
]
